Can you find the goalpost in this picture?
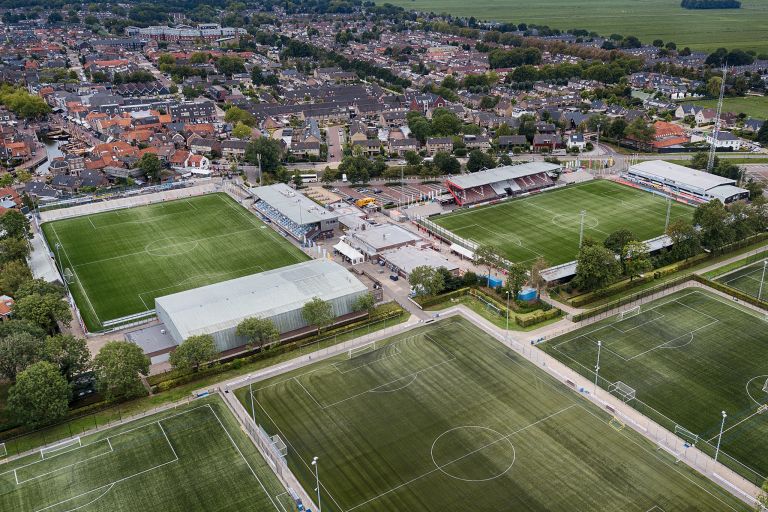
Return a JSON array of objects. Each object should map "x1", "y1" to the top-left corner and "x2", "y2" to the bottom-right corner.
[
  {"x1": 0, "y1": 442, "x2": 6, "y2": 458},
  {"x1": 674, "y1": 425, "x2": 699, "y2": 447},
  {"x1": 63, "y1": 268, "x2": 74, "y2": 284},
  {"x1": 40, "y1": 436, "x2": 81, "y2": 459},
  {"x1": 608, "y1": 381, "x2": 636, "y2": 402},
  {"x1": 349, "y1": 342, "x2": 376, "y2": 359},
  {"x1": 270, "y1": 435, "x2": 287, "y2": 459},
  {"x1": 617, "y1": 305, "x2": 641, "y2": 322}
]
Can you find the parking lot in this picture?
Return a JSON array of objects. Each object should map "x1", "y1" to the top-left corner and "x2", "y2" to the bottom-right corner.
[{"x1": 338, "y1": 181, "x2": 448, "y2": 207}]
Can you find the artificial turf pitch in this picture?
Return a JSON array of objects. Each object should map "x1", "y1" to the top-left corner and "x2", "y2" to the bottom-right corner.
[
  {"x1": 715, "y1": 259, "x2": 768, "y2": 301},
  {"x1": 0, "y1": 396, "x2": 293, "y2": 512},
  {"x1": 41, "y1": 193, "x2": 308, "y2": 331},
  {"x1": 433, "y1": 180, "x2": 693, "y2": 265},
  {"x1": 240, "y1": 317, "x2": 749, "y2": 511},
  {"x1": 541, "y1": 289, "x2": 768, "y2": 485}
]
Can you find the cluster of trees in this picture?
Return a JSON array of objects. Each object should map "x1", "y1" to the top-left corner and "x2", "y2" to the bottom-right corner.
[
  {"x1": 681, "y1": 0, "x2": 741, "y2": 8},
  {"x1": 487, "y1": 47, "x2": 542, "y2": 69},
  {"x1": 573, "y1": 231, "x2": 656, "y2": 292},
  {"x1": 705, "y1": 47, "x2": 754, "y2": 67},
  {"x1": 406, "y1": 109, "x2": 474, "y2": 143},
  {"x1": 0, "y1": 84, "x2": 50, "y2": 120},
  {"x1": 508, "y1": 57, "x2": 643, "y2": 87}
]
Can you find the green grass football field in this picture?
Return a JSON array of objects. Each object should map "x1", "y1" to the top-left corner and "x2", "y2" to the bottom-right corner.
[
  {"x1": 541, "y1": 289, "x2": 768, "y2": 485},
  {"x1": 687, "y1": 97, "x2": 768, "y2": 120},
  {"x1": 239, "y1": 317, "x2": 749, "y2": 511},
  {"x1": 0, "y1": 396, "x2": 295, "y2": 512},
  {"x1": 41, "y1": 193, "x2": 308, "y2": 331},
  {"x1": 383, "y1": 0, "x2": 768, "y2": 54},
  {"x1": 433, "y1": 180, "x2": 693, "y2": 265},
  {"x1": 715, "y1": 259, "x2": 768, "y2": 300}
]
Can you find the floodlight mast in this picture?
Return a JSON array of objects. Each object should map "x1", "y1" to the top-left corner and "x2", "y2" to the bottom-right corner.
[
  {"x1": 312, "y1": 456, "x2": 321, "y2": 512},
  {"x1": 714, "y1": 411, "x2": 727, "y2": 462},
  {"x1": 707, "y1": 65, "x2": 728, "y2": 173},
  {"x1": 759, "y1": 260, "x2": 767, "y2": 301},
  {"x1": 594, "y1": 340, "x2": 602, "y2": 394}
]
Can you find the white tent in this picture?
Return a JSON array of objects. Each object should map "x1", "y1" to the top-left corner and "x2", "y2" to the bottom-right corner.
[{"x1": 334, "y1": 240, "x2": 364, "y2": 265}]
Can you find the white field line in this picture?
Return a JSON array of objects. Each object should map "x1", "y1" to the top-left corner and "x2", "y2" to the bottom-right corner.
[
  {"x1": 88, "y1": 200, "x2": 198, "y2": 230},
  {"x1": 49, "y1": 224, "x2": 102, "y2": 325},
  {"x1": 706, "y1": 408, "x2": 765, "y2": 444},
  {"x1": 14, "y1": 444, "x2": 114, "y2": 485},
  {"x1": 157, "y1": 422, "x2": 178, "y2": 461},
  {"x1": 345, "y1": 405, "x2": 577, "y2": 512},
  {"x1": 608, "y1": 311, "x2": 666, "y2": 334},
  {"x1": 205, "y1": 404, "x2": 281, "y2": 512}
]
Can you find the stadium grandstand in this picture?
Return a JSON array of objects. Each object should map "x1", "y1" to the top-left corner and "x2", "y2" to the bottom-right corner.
[
  {"x1": 622, "y1": 160, "x2": 749, "y2": 205},
  {"x1": 252, "y1": 183, "x2": 339, "y2": 241},
  {"x1": 445, "y1": 162, "x2": 559, "y2": 206}
]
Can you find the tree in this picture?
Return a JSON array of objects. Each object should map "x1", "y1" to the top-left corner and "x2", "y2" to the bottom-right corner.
[
  {"x1": 352, "y1": 292, "x2": 376, "y2": 314},
  {"x1": 215, "y1": 55, "x2": 245, "y2": 76},
  {"x1": 0, "y1": 331, "x2": 42, "y2": 381},
  {"x1": 756, "y1": 479, "x2": 768, "y2": 511},
  {"x1": 231, "y1": 122, "x2": 252, "y2": 140},
  {"x1": 573, "y1": 244, "x2": 621, "y2": 291},
  {"x1": 0, "y1": 259, "x2": 32, "y2": 296},
  {"x1": 666, "y1": 219, "x2": 700, "y2": 260},
  {"x1": 339, "y1": 155, "x2": 371, "y2": 184},
  {"x1": 529, "y1": 257, "x2": 549, "y2": 297},
  {"x1": 690, "y1": 151, "x2": 712, "y2": 170},
  {"x1": 0, "y1": 236, "x2": 30, "y2": 265},
  {"x1": 745, "y1": 180, "x2": 765, "y2": 200},
  {"x1": 292, "y1": 171, "x2": 304, "y2": 188},
  {"x1": 0, "y1": 210, "x2": 30, "y2": 240},
  {"x1": 475, "y1": 245, "x2": 501, "y2": 280},
  {"x1": 604, "y1": 228, "x2": 635, "y2": 273},
  {"x1": 505, "y1": 262, "x2": 528, "y2": 298},
  {"x1": 169, "y1": 334, "x2": 217, "y2": 372},
  {"x1": 707, "y1": 76, "x2": 723, "y2": 98},
  {"x1": 44, "y1": 334, "x2": 90, "y2": 383},
  {"x1": 244, "y1": 137, "x2": 284, "y2": 173},
  {"x1": 624, "y1": 118, "x2": 654, "y2": 143},
  {"x1": 409, "y1": 266, "x2": 446, "y2": 296},
  {"x1": 8, "y1": 361, "x2": 69, "y2": 427},
  {"x1": 693, "y1": 199, "x2": 732, "y2": 249},
  {"x1": 236, "y1": 317, "x2": 280, "y2": 350},
  {"x1": 92, "y1": 341, "x2": 149, "y2": 400},
  {"x1": 15, "y1": 279, "x2": 65, "y2": 300},
  {"x1": 433, "y1": 151, "x2": 460, "y2": 175},
  {"x1": 138, "y1": 153, "x2": 162, "y2": 181},
  {"x1": 321, "y1": 167, "x2": 339, "y2": 184},
  {"x1": 13, "y1": 293, "x2": 71, "y2": 334},
  {"x1": 302, "y1": 297, "x2": 334, "y2": 333},
  {"x1": 224, "y1": 106, "x2": 255, "y2": 127},
  {"x1": 466, "y1": 150, "x2": 496, "y2": 173},
  {"x1": 47, "y1": 12, "x2": 63, "y2": 24},
  {"x1": 622, "y1": 240, "x2": 652, "y2": 280},
  {"x1": 756, "y1": 122, "x2": 768, "y2": 145}
]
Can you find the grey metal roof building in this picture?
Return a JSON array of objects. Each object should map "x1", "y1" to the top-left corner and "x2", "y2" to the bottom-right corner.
[
  {"x1": 446, "y1": 162, "x2": 560, "y2": 190},
  {"x1": 445, "y1": 162, "x2": 559, "y2": 206},
  {"x1": 626, "y1": 160, "x2": 748, "y2": 204},
  {"x1": 253, "y1": 183, "x2": 339, "y2": 231},
  {"x1": 155, "y1": 259, "x2": 368, "y2": 351}
]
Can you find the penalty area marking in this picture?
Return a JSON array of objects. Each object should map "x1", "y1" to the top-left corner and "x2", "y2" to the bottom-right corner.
[{"x1": 745, "y1": 375, "x2": 768, "y2": 406}]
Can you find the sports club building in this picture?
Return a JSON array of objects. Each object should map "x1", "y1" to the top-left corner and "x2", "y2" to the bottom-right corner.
[{"x1": 445, "y1": 162, "x2": 559, "y2": 206}]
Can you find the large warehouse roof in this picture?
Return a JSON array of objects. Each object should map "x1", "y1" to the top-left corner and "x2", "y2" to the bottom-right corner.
[
  {"x1": 155, "y1": 259, "x2": 367, "y2": 340},
  {"x1": 253, "y1": 183, "x2": 339, "y2": 226},
  {"x1": 628, "y1": 160, "x2": 734, "y2": 192},
  {"x1": 447, "y1": 162, "x2": 560, "y2": 190}
]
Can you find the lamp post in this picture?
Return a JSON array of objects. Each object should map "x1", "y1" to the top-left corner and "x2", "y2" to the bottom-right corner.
[
  {"x1": 312, "y1": 456, "x2": 321, "y2": 512},
  {"x1": 715, "y1": 411, "x2": 727, "y2": 462},
  {"x1": 758, "y1": 260, "x2": 767, "y2": 301},
  {"x1": 505, "y1": 290, "x2": 510, "y2": 343},
  {"x1": 594, "y1": 340, "x2": 602, "y2": 394}
]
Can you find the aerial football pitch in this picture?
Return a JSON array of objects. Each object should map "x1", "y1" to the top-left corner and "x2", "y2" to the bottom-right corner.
[
  {"x1": 0, "y1": 397, "x2": 295, "y2": 512},
  {"x1": 433, "y1": 180, "x2": 693, "y2": 265},
  {"x1": 541, "y1": 289, "x2": 768, "y2": 485},
  {"x1": 715, "y1": 259, "x2": 768, "y2": 301},
  {"x1": 240, "y1": 317, "x2": 749, "y2": 511},
  {"x1": 41, "y1": 193, "x2": 308, "y2": 331}
]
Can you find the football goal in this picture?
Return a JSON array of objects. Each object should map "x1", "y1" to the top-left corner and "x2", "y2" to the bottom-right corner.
[
  {"x1": 270, "y1": 435, "x2": 287, "y2": 458},
  {"x1": 674, "y1": 425, "x2": 699, "y2": 446},
  {"x1": 349, "y1": 342, "x2": 376, "y2": 359},
  {"x1": 63, "y1": 268, "x2": 74, "y2": 284},
  {"x1": 617, "y1": 306, "x2": 641, "y2": 322},
  {"x1": 40, "y1": 436, "x2": 81, "y2": 459},
  {"x1": 762, "y1": 378, "x2": 768, "y2": 394},
  {"x1": 608, "y1": 381, "x2": 636, "y2": 402},
  {"x1": 0, "y1": 442, "x2": 6, "y2": 458}
]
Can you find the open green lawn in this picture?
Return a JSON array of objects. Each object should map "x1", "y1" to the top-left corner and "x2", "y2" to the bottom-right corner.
[
  {"x1": 0, "y1": 396, "x2": 295, "y2": 512},
  {"x1": 41, "y1": 193, "x2": 308, "y2": 331},
  {"x1": 541, "y1": 289, "x2": 768, "y2": 485},
  {"x1": 687, "y1": 96, "x2": 768, "y2": 120},
  {"x1": 433, "y1": 180, "x2": 693, "y2": 265},
  {"x1": 384, "y1": 0, "x2": 768, "y2": 53},
  {"x1": 240, "y1": 317, "x2": 749, "y2": 511},
  {"x1": 715, "y1": 257, "x2": 768, "y2": 299}
]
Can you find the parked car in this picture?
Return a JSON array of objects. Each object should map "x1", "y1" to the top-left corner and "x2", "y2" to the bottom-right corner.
[{"x1": 389, "y1": 274, "x2": 399, "y2": 281}]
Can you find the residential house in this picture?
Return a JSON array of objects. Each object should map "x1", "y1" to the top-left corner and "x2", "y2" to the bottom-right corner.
[
  {"x1": 566, "y1": 133, "x2": 586, "y2": 152},
  {"x1": 706, "y1": 131, "x2": 742, "y2": 151},
  {"x1": 425, "y1": 137, "x2": 453, "y2": 155}
]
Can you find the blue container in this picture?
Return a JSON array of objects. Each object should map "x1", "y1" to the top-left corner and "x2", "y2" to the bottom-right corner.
[
  {"x1": 487, "y1": 276, "x2": 503, "y2": 288},
  {"x1": 518, "y1": 288, "x2": 538, "y2": 301}
]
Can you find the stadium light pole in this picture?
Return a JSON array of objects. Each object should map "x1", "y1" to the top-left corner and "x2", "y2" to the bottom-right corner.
[
  {"x1": 594, "y1": 340, "x2": 602, "y2": 394},
  {"x1": 715, "y1": 411, "x2": 727, "y2": 462},
  {"x1": 505, "y1": 289, "x2": 510, "y2": 342},
  {"x1": 578, "y1": 210, "x2": 586, "y2": 248},
  {"x1": 249, "y1": 380, "x2": 255, "y2": 421},
  {"x1": 758, "y1": 260, "x2": 767, "y2": 301},
  {"x1": 312, "y1": 456, "x2": 321, "y2": 512},
  {"x1": 664, "y1": 196, "x2": 672, "y2": 233}
]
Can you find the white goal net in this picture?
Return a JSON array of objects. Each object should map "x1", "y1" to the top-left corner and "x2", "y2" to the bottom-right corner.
[
  {"x1": 270, "y1": 435, "x2": 287, "y2": 458},
  {"x1": 349, "y1": 342, "x2": 376, "y2": 359},
  {"x1": 674, "y1": 425, "x2": 699, "y2": 446},
  {"x1": 0, "y1": 442, "x2": 6, "y2": 458},
  {"x1": 608, "y1": 381, "x2": 636, "y2": 402},
  {"x1": 63, "y1": 268, "x2": 74, "y2": 284},
  {"x1": 763, "y1": 378, "x2": 768, "y2": 394},
  {"x1": 617, "y1": 306, "x2": 641, "y2": 321},
  {"x1": 40, "y1": 436, "x2": 81, "y2": 459}
]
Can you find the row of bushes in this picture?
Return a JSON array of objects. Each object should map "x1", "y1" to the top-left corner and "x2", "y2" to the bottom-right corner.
[
  {"x1": 572, "y1": 275, "x2": 692, "y2": 322},
  {"x1": 148, "y1": 304, "x2": 407, "y2": 388},
  {"x1": 412, "y1": 288, "x2": 470, "y2": 308},
  {"x1": 692, "y1": 274, "x2": 768, "y2": 310},
  {"x1": 515, "y1": 308, "x2": 561, "y2": 327}
]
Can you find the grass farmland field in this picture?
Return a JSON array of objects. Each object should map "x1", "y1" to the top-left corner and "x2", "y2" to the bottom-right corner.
[
  {"x1": 715, "y1": 258, "x2": 768, "y2": 300},
  {"x1": 433, "y1": 180, "x2": 693, "y2": 265},
  {"x1": 687, "y1": 96, "x2": 768, "y2": 120},
  {"x1": 541, "y1": 289, "x2": 768, "y2": 484},
  {"x1": 383, "y1": 0, "x2": 768, "y2": 54},
  {"x1": 41, "y1": 193, "x2": 308, "y2": 331},
  {"x1": 240, "y1": 317, "x2": 749, "y2": 511},
  {"x1": 0, "y1": 396, "x2": 295, "y2": 512}
]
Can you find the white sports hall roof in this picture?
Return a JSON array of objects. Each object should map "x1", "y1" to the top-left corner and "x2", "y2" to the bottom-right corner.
[
  {"x1": 447, "y1": 162, "x2": 560, "y2": 190},
  {"x1": 155, "y1": 259, "x2": 367, "y2": 340},
  {"x1": 253, "y1": 183, "x2": 339, "y2": 226},
  {"x1": 628, "y1": 160, "x2": 735, "y2": 193}
]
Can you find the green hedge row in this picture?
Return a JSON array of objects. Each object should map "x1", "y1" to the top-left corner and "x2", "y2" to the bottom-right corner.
[
  {"x1": 692, "y1": 274, "x2": 768, "y2": 310},
  {"x1": 413, "y1": 288, "x2": 470, "y2": 308},
  {"x1": 515, "y1": 308, "x2": 561, "y2": 327}
]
